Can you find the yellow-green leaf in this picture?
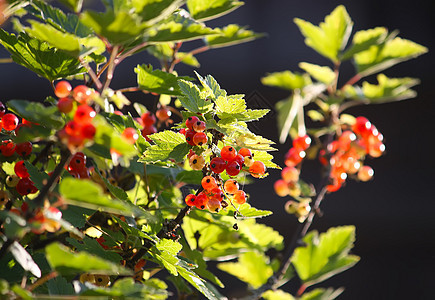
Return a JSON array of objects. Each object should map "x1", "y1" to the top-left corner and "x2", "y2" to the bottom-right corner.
[{"x1": 299, "y1": 62, "x2": 336, "y2": 85}]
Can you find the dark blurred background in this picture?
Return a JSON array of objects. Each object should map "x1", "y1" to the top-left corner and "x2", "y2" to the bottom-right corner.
[{"x1": 1, "y1": 0, "x2": 435, "y2": 299}]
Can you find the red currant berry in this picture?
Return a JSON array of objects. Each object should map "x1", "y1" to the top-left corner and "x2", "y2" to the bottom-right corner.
[
  {"x1": 185, "y1": 116, "x2": 200, "y2": 130},
  {"x1": 185, "y1": 194, "x2": 197, "y2": 206},
  {"x1": 193, "y1": 132, "x2": 207, "y2": 146},
  {"x1": 0, "y1": 101, "x2": 5, "y2": 118},
  {"x1": 249, "y1": 161, "x2": 266, "y2": 178},
  {"x1": 193, "y1": 121, "x2": 206, "y2": 132},
  {"x1": 1, "y1": 140, "x2": 16, "y2": 156},
  {"x1": 185, "y1": 129, "x2": 196, "y2": 146},
  {"x1": 16, "y1": 178, "x2": 37, "y2": 195},
  {"x1": 122, "y1": 127, "x2": 139, "y2": 144},
  {"x1": 74, "y1": 105, "x2": 96, "y2": 124},
  {"x1": 141, "y1": 125, "x2": 157, "y2": 141},
  {"x1": 206, "y1": 197, "x2": 221, "y2": 213},
  {"x1": 195, "y1": 192, "x2": 208, "y2": 209},
  {"x1": 65, "y1": 121, "x2": 82, "y2": 136},
  {"x1": 55, "y1": 81, "x2": 72, "y2": 98},
  {"x1": 293, "y1": 135, "x2": 311, "y2": 150},
  {"x1": 224, "y1": 179, "x2": 239, "y2": 194},
  {"x1": 189, "y1": 154, "x2": 205, "y2": 170},
  {"x1": 2, "y1": 113, "x2": 19, "y2": 131},
  {"x1": 352, "y1": 116, "x2": 371, "y2": 137},
  {"x1": 57, "y1": 97, "x2": 74, "y2": 113},
  {"x1": 80, "y1": 123, "x2": 96, "y2": 139},
  {"x1": 226, "y1": 161, "x2": 241, "y2": 176},
  {"x1": 238, "y1": 148, "x2": 252, "y2": 157},
  {"x1": 141, "y1": 112, "x2": 156, "y2": 127},
  {"x1": 284, "y1": 148, "x2": 305, "y2": 167},
  {"x1": 156, "y1": 107, "x2": 172, "y2": 121},
  {"x1": 233, "y1": 154, "x2": 245, "y2": 167},
  {"x1": 201, "y1": 176, "x2": 218, "y2": 191},
  {"x1": 72, "y1": 85, "x2": 92, "y2": 104},
  {"x1": 274, "y1": 179, "x2": 290, "y2": 197},
  {"x1": 220, "y1": 146, "x2": 237, "y2": 162},
  {"x1": 179, "y1": 128, "x2": 186, "y2": 135},
  {"x1": 233, "y1": 190, "x2": 246, "y2": 205},
  {"x1": 281, "y1": 166, "x2": 299, "y2": 183},
  {"x1": 69, "y1": 152, "x2": 86, "y2": 171},
  {"x1": 358, "y1": 165, "x2": 374, "y2": 181},
  {"x1": 210, "y1": 157, "x2": 227, "y2": 174},
  {"x1": 14, "y1": 160, "x2": 30, "y2": 178},
  {"x1": 210, "y1": 187, "x2": 224, "y2": 201}
]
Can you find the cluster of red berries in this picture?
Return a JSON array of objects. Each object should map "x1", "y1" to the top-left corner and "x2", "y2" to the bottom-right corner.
[
  {"x1": 137, "y1": 111, "x2": 157, "y2": 141},
  {"x1": 55, "y1": 81, "x2": 97, "y2": 149},
  {"x1": 184, "y1": 177, "x2": 246, "y2": 212},
  {"x1": 283, "y1": 134, "x2": 311, "y2": 168},
  {"x1": 181, "y1": 116, "x2": 208, "y2": 146},
  {"x1": 67, "y1": 152, "x2": 90, "y2": 179},
  {"x1": 323, "y1": 116, "x2": 384, "y2": 192},
  {"x1": 274, "y1": 166, "x2": 301, "y2": 198}
]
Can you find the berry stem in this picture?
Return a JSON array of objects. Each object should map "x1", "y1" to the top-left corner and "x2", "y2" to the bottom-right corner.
[
  {"x1": 102, "y1": 45, "x2": 120, "y2": 92},
  {"x1": 79, "y1": 57, "x2": 103, "y2": 90}
]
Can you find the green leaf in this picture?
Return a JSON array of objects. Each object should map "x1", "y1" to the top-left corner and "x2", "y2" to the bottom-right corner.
[
  {"x1": 218, "y1": 203, "x2": 272, "y2": 219},
  {"x1": 178, "y1": 80, "x2": 214, "y2": 113},
  {"x1": 262, "y1": 289, "x2": 295, "y2": 300},
  {"x1": 133, "y1": 0, "x2": 184, "y2": 25},
  {"x1": 7, "y1": 100, "x2": 64, "y2": 129},
  {"x1": 340, "y1": 27, "x2": 388, "y2": 60},
  {"x1": 177, "y1": 266, "x2": 226, "y2": 300},
  {"x1": 217, "y1": 251, "x2": 273, "y2": 288},
  {"x1": 46, "y1": 276, "x2": 75, "y2": 295},
  {"x1": 187, "y1": 0, "x2": 243, "y2": 21},
  {"x1": 57, "y1": 0, "x2": 83, "y2": 12},
  {"x1": 206, "y1": 24, "x2": 264, "y2": 48},
  {"x1": 0, "y1": 30, "x2": 85, "y2": 81},
  {"x1": 135, "y1": 64, "x2": 193, "y2": 96},
  {"x1": 24, "y1": 161, "x2": 48, "y2": 190},
  {"x1": 344, "y1": 73, "x2": 419, "y2": 103},
  {"x1": 195, "y1": 72, "x2": 227, "y2": 100},
  {"x1": 291, "y1": 226, "x2": 360, "y2": 287},
  {"x1": 139, "y1": 130, "x2": 190, "y2": 164},
  {"x1": 45, "y1": 242, "x2": 131, "y2": 275},
  {"x1": 59, "y1": 177, "x2": 139, "y2": 215},
  {"x1": 145, "y1": 9, "x2": 218, "y2": 43},
  {"x1": 261, "y1": 71, "x2": 311, "y2": 91},
  {"x1": 81, "y1": 277, "x2": 168, "y2": 298},
  {"x1": 156, "y1": 239, "x2": 182, "y2": 255},
  {"x1": 176, "y1": 170, "x2": 203, "y2": 184},
  {"x1": 354, "y1": 36, "x2": 428, "y2": 77},
  {"x1": 251, "y1": 150, "x2": 280, "y2": 169},
  {"x1": 299, "y1": 62, "x2": 336, "y2": 85},
  {"x1": 81, "y1": 10, "x2": 146, "y2": 45},
  {"x1": 300, "y1": 287, "x2": 344, "y2": 300},
  {"x1": 215, "y1": 95, "x2": 246, "y2": 119},
  {"x1": 66, "y1": 236, "x2": 122, "y2": 263},
  {"x1": 90, "y1": 161, "x2": 128, "y2": 200},
  {"x1": 294, "y1": 5, "x2": 353, "y2": 62}
]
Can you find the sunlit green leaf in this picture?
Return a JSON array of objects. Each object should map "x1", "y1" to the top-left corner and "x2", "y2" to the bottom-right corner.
[
  {"x1": 217, "y1": 251, "x2": 273, "y2": 288},
  {"x1": 261, "y1": 71, "x2": 311, "y2": 91},
  {"x1": 299, "y1": 62, "x2": 335, "y2": 85},
  {"x1": 300, "y1": 287, "x2": 344, "y2": 300},
  {"x1": 340, "y1": 27, "x2": 388, "y2": 60},
  {"x1": 187, "y1": 0, "x2": 243, "y2": 21},
  {"x1": 292, "y1": 226, "x2": 360, "y2": 287},
  {"x1": 178, "y1": 80, "x2": 214, "y2": 113},
  {"x1": 262, "y1": 289, "x2": 295, "y2": 300},
  {"x1": 133, "y1": 0, "x2": 184, "y2": 25},
  {"x1": 206, "y1": 24, "x2": 264, "y2": 48},
  {"x1": 7, "y1": 100, "x2": 64, "y2": 129},
  {"x1": 139, "y1": 130, "x2": 190, "y2": 163},
  {"x1": 294, "y1": 5, "x2": 353, "y2": 62}
]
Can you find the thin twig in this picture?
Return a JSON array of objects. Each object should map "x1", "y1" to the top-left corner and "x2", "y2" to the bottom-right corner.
[
  {"x1": 102, "y1": 45, "x2": 120, "y2": 92},
  {"x1": 340, "y1": 73, "x2": 362, "y2": 91},
  {"x1": 115, "y1": 42, "x2": 148, "y2": 65},
  {"x1": 171, "y1": 45, "x2": 209, "y2": 66},
  {"x1": 27, "y1": 271, "x2": 58, "y2": 291},
  {"x1": 79, "y1": 57, "x2": 103, "y2": 90}
]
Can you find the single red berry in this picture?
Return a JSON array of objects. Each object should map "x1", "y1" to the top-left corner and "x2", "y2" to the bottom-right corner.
[
  {"x1": 55, "y1": 81, "x2": 72, "y2": 98},
  {"x1": 206, "y1": 197, "x2": 221, "y2": 213},
  {"x1": 1, "y1": 140, "x2": 16, "y2": 156},
  {"x1": 65, "y1": 121, "x2": 82, "y2": 136},
  {"x1": 201, "y1": 176, "x2": 218, "y2": 191},
  {"x1": 193, "y1": 121, "x2": 206, "y2": 132},
  {"x1": 233, "y1": 154, "x2": 245, "y2": 167},
  {"x1": 195, "y1": 192, "x2": 208, "y2": 210},
  {"x1": 210, "y1": 187, "x2": 224, "y2": 201},
  {"x1": 185, "y1": 116, "x2": 200, "y2": 130},
  {"x1": 69, "y1": 152, "x2": 86, "y2": 171},
  {"x1": 238, "y1": 148, "x2": 252, "y2": 157},
  {"x1": 0, "y1": 101, "x2": 5, "y2": 118},
  {"x1": 122, "y1": 127, "x2": 139, "y2": 144},
  {"x1": 185, "y1": 194, "x2": 197, "y2": 206},
  {"x1": 284, "y1": 148, "x2": 305, "y2": 167},
  {"x1": 210, "y1": 157, "x2": 226, "y2": 174},
  {"x1": 249, "y1": 161, "x2": 266, "y2": 178},
  {"x1": 74, "y1": 105, "x2": 96, "y2": 124},
  {"x1": 16, "y1": 178, "x2": 37, "y2": 195},
  {"x1": 358, "y1": 165, "x2": 374, "y2": 181},
  {"x1": 220, "y1": 146, "x2": 237, "y2": 162},
  {"x1": 274, "y1": 179, "x2": 290, "y2": 197},
  {"x1": 226, "y1": 161, "x2": 241, "y2": 176},
  {"x1": 224, "y1": 179, "x2": 239, "y2": 194},
  {"x1": 156, "y1": 107, "x2": 172, "y2": 121},
  {"x1": 179, "y1": 128, "x2": 186, "y2": 135},
  {"x1": 141, "y1": 125, "x2": 157, "y2": 141},
  {"x1": 293, "y1": 135, "x2": 311, "y2": 150},
  {"x1": 15, "y1": 142, "x2": 32, "y2": 157},
  {"x1": 72, "y1": 85, "x2": 92, "y2": 104},
  {"x1": 45, "y1": 207, "x2": 62, "y2": 220},
  {"x1": 185, "y1": 129, "x2": 196, "y2": 146},
  {"x1": 2, "y1": 113, "x2": 19, "y2": 131},
  {"x1": 57, "y1": 97, "x2": 74, "y2": 113},
  {"x1": 14, "y1": 160, "x2": 30, "y2": 178},
  {"x1": 352, "y1": 116, "x2": 371, "y2": 137},
  {"x1": 193, "y1": 132, "x2": 207, "y2": 146},
  {"x1": 80, "y1": 123, "x2": 96, "y2": 139},
  {"x1": 233, "y1": 190, "x2": 246, "y2": 205},
  {"x1": 281, "y1": 166, "x2": 299, "y2": 183},
  {"x1": 141, "y1": 112, "x2": 156, "y2": 127}
]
